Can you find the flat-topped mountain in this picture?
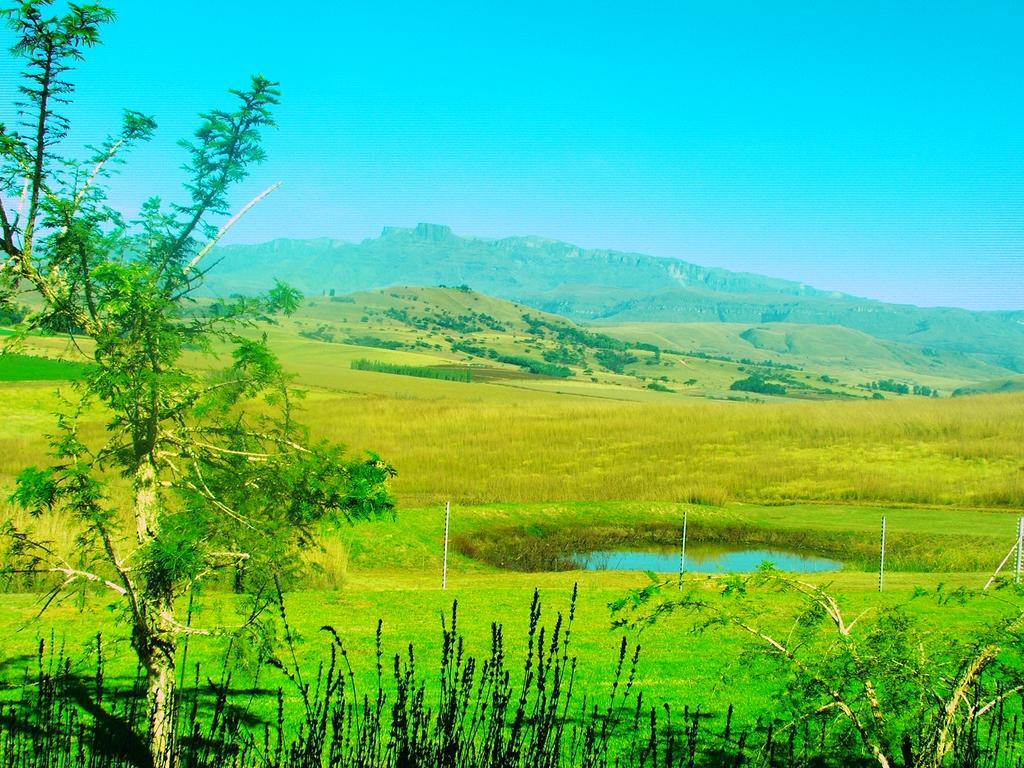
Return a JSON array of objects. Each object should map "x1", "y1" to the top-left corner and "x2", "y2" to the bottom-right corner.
[
  {"x1": 213, "y1": 222, "x2": 841, "y2": 302},
  {"x1": 211, "y1": 224, "x2": 1024, "y2": 374}
]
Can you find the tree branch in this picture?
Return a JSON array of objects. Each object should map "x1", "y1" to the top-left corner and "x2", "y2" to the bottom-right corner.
[
  {"x1": 976, "y1": 683, "x2": 1024, "y2": 718},
  {"x1": 13, "y1": 566, "x2": 127, "y2": 596},
  {"x1": 158, "y1": 611, "x2": 212, "y2": 636},
  {"x1": 73, "y1": 136, "x2": 126, "y2": 210},
  {"x1": 0, "y1": 196, "x2": 17, "y2": 257},
  {"x1": 182, "y1": 181, "x2": 281, "y2": 276},
  {"x1": 21, "y1": 46, "x2": 54, "y2": 261}
]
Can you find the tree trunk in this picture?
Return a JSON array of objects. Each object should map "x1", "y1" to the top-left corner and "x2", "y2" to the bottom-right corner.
[
  {"x1": 133, "y1": 458, "x2": 179, "y2": 768},
  {"x1": 140, "y1": 631, "x2": 178, "y2": 768},
  {"x1": 135, "y1": 458, "x2": 159, "y2": 544}
]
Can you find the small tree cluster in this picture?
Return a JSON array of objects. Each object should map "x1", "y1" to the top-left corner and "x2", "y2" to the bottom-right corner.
[
  {"x1": 730, "y1": 373, "x2": 787, "y2": 395},
  {"x1": 862, "y1": 379, "x2": 940, "y2": 397}
]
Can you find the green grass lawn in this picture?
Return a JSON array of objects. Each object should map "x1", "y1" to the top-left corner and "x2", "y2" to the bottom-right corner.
[
  {"x1": 1, "y1": 498, "x2": 1020, "y2": 733},
  {"x1": 0, "y1": 352, "x2": 90, "y2": 381},
  {"x1": 0, "y1": 568, "x2": 1013, "y2": 734}
]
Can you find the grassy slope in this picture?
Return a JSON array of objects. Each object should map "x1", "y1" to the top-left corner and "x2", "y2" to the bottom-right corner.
[
  {"x1": 274, "y1": 286, "x2": 1003, "y2": 401},
  {"x1": 596, "y1": 321, "x2": 1008, "y2": 392},
  {"x1": 3, "y1": 311, "x2": 1022, "y2": 511},
  {"x1": 6, "y1": 284, "x2": 1008, "y2": 399},
  {"x1": 954, "y1": 375, "x2": 1024, "y2": 396}
]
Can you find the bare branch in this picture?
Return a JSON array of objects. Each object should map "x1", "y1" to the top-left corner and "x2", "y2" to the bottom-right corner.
[
  {"x1": 932, "y1": 644, "x2": 1001, "y2": 761},
  {"x1": 976, "y1": 684, "x2": 1024, "y2": 718},
  {"x1": 178, "y1": 463, "x2": 261, "y2": 533},
  {"x1": 0, "y1": 197, "x2": 17, "y2": 256},
  {"x1": 208, "y1": 551, "x2": 251, "y2": 562},
  {"x1": 17, "y1": 177, "x2": 29, "y2": 220},
  {"x1": 158, "y1": 611, "x2": 213, "y2": 637},
  {"x1": 183, "y1": 181, "x2": 282, "y2": 276},
  {"x1": 13, "y1": 566, "x2": 127, "y2": 596},
  {"x1": 74, "y1": 135, "x2": 131, "y2": 210},
  {"x1": 182, "y1": 440, "x2": 272, "y2": 461},
  {"x1": 193, "y1": 425, "x2": 311, "y2": 454}
]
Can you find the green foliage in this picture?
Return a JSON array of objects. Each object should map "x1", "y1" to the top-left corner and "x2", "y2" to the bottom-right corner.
[
  {"x1": 542, "y1": 344, "x2": 585, "y2": 366},
  {"x1": 863, "y1": 378, "x2": 911, "y2": 395},
  {"x1": 8, "y1": 466, "x2": 57, "y2": 515},
  {"x1": 686, "y1": 348, "x2": 803, "y2": 372},
  {"x1": 255, "y1": 444, "x2": 398, "y2": 528},
  {"x1": 387, "y1": 304, "x2": 506, "y2": 334},
  {"x1": 861, "y1": 378, "x2": 939, "y2": 397},
  {"x1": 139, "y1": 520, "x2": 206, "y2": 598},
  {"x1": 267, "y1": 279, "x2": 303, "y2": 315},
  {"x1": 0, "y1": 304, "x2": 28, "y2": 325},
  {"x1": 730, "y1": 374, "x2": 786, "y2": 395},
  {"x1": 450, "y1": 340, "x2": 491, "y2": 357},
  {"x1": 351, "y1": 358, "x2": 472, "y2": 382},
  {"x1": 345, "y1": 334, "x2": 405, "y2": 350},
  {"x1": 493, "y1": 353, "x2": 572, "y2": 378},
  {"x1": 633, "y1": 341, "x2": 661, "y2": 361},
  {"x1": 523, "y1": 314, "x2": 625, "y2": 352},
  {"x1": 594, "y1": 349, "x2": 637, "y2": 374},
  {"x1": 297, "y1": 323, "x2": 338, "y2": 342}
]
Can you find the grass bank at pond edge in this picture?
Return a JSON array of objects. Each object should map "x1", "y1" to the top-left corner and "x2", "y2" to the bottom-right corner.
[{"x1": 393, "y1": 501, "x2": 1023, "y2": 576}]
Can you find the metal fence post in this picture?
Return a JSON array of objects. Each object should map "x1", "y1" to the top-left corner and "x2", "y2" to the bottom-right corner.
[
  {"x1": 878, "y1": 516, "x2": 887, "y2": 592},
  {"x1": 678, "y1": 509, "x2": 688, "y2": 591},
  {"x1": 1016, "y1": 517, "x2": 1023, "y2": 585},
  {"x1": 442, "y1": 500, "x2": 451, "y2": 590}
]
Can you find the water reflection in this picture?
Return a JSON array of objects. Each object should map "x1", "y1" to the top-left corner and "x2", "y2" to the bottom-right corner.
[{"x1": 573, "y1": 543, "x2": 840, "y2": 573}]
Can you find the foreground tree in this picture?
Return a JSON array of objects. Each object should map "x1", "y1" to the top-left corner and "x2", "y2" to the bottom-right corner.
[
  {"x1": 0, "y1": 3, "x2": 395, "y2": 765},
  {"x1": 612, "y1": 569, "x2": 1024, "y2": 768}
]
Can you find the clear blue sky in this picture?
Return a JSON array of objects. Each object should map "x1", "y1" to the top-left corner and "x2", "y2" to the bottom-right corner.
[{"x1": 1, "y1": 1, "x2": 1022, "y2": 310}]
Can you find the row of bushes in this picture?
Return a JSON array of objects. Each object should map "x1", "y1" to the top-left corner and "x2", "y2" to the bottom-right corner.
[{"x1": 351, "y1": 358, "x2": 473, "y2": 382}]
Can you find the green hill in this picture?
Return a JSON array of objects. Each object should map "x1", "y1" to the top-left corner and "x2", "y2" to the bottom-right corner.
[
  {"x1": 952, "y1": 376, "x2": 1024, "y2": 397},
  {"x1": 595, "y1": 322, "x2": 1010, "y2": 391},
  {"x1": 237, "y1": 286, "x2": 985, "y2": 402},
  {"x1": 211, "y1": 224, "x2": 1024, "y2": 376}
]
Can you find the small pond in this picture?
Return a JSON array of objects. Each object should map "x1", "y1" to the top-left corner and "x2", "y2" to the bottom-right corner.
[{"x1": 573, "y1": 543, "x2": 840, "y2": 574}]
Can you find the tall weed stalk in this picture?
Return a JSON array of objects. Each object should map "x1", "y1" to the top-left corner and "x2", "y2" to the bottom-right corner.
[{"x1": 1, "y1": 589, "x2": 1022, "y2": 767}]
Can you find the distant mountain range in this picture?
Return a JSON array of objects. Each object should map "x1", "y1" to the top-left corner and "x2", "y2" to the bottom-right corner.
[{"x1": 211, "y1": 223, "x2": 1024, "y2": 374}]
